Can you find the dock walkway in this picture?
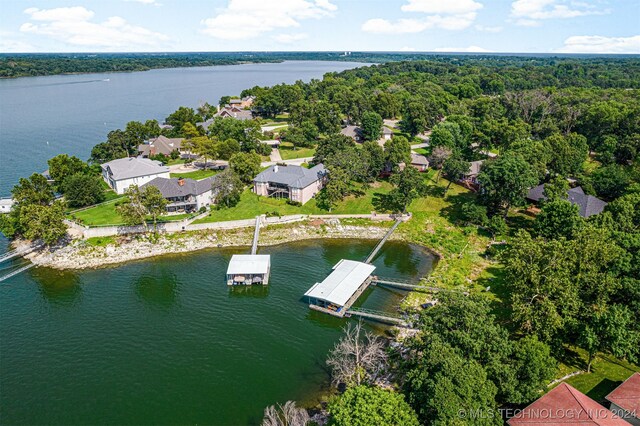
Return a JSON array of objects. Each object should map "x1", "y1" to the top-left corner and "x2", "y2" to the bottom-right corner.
[
  {"x1": 0, "y1": 263, "x2": 35, "y2": 283},
  {"x1": 345, "y1": 307, "x2": 407, "y2": 326},
  {"x1": 250, "y1": 216, "x2": 261, "y2": 255},
  {"x1": 364, "y1": 219, "x2": 401, "y2": 264}
]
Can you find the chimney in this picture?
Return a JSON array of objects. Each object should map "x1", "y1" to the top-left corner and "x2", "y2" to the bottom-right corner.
[
  {"x1": 273, "y1": 165, "x2": 279, "y2": 173},
  {"x1": 178, "y1": 177, "x2": 185, "y2": 186}
]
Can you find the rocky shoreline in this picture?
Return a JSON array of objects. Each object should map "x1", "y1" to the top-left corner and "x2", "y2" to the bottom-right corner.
[{"x1": 24, "y1": 220, "x2": 396, "y2": 270}]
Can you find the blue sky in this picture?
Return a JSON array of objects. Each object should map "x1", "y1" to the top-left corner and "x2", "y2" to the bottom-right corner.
[{"x1": 1, "y1": 0, "x2": 638, "y2": 53}]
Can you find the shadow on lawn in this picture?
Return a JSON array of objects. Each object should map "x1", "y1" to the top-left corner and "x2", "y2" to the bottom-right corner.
[{"x1": 586, "y1": 378, "x2": 620, "y2": 403}]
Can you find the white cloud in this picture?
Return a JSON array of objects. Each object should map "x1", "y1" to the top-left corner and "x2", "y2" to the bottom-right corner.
[
  {"x1": 123, "y1": 0, "x2": 162, "y2": 6},
  {"x1": 400, "y1": 46, "x2": 417, "y2": 51},
  {"x1": 433, "y1": 45, "x2": 491, "y2": 52},
  {"x1": 401, "y1": 0, "x2": 482, "y2": 14},
  {"x1": 20, "y1": 7, "x2": 169, "y2": 50},
  {"x1": 272, "y1": 33, "x2": 308, "y2": 43},
  {"x1": 556, "y1": 35, "x2": 640, "y2": 53},
  {"x1": 510, "y1": 0, "x2": 609, "y2": 26},
  {"x1": 0, "y1": 31, "x2": 35, "y2": 53},
  {"x1": 475, "y1": 24, "x2": 503, "y2": 33},
  {"x1": 201, "y1": 0, "x2": 336, "y2": 40},
  {"x1": 362, "y1": 0, "x2": 482, "y2": 34}
]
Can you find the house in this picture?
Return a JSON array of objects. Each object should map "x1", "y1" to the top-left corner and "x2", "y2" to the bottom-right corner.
[
  {"x1": 340, "y1": 125, "x2": 363, "y2": 142},
  {"x1": 606, "y1": 373, "x2": 640, "y2": 425},
  {"x1": 0, "y1": 198, "x2": 14, "y2": 214},
  {"x1": 260, "y1": 139, "x2": 281, "y2": 149},
  {"x1": 382, "y1": 126, "x2": 394, "y2": 141},
  {"x1": 229, "y1": 95, "x2": 255, "y2": 109},
  {"x1": 508, "y1": 382, "x2": 627, "y2": 425},
  {"x1": 526, "y1": 184, "x2": 608, "y2": 218},
  {"x1": 410, "y1": 153, "x2": 429, "y2": 172},
  {"x1": 461, "y1": 160, "x2": 484, "y2": 184},
  {"x1": 138, "y1": 135, "x2": 184, "y2": 158},
  {"x1": 101, "y1": 157, "x2": 170, "y2": 194},
  {"x1": 141, "y1": 176, "x2": 215, "y2": 213},
  {"x1": 253, "y1": 164, "x2": 327, "y2": 205},
  {"x1": 215, "y1": 106, "x2": 254, "y2": 121}
]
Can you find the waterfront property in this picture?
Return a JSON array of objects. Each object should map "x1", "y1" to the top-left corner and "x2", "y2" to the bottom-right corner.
[
  {"x1": 605, "y1": 373, "x2": 640, "y2": 425},
  {"x1": 0, "y1": 198, "x2": 14, "y2": 214},
  {"x1": 253, "y1": 164, "x2": 327, "y2": 205},
  {"x1": 138, "y1": 135, "x2": 184, "y2": 158},
  {"x1": 216, "y1": 106, "x2": 254, "y2": 120},
  {"x1": 226, "y1": 254, "x2": 271, "y2": 285},
  {"x1": 229, "y1": 95, "x2": 256, "y2": 109},
  {"x1": 141, "y1": 176, "x2": 215, "y2": 213},
  {"x1": 526, "y1": 184, "x2": 608, "y2": 218},
  {"x1": 508, "y1": 382, "x2": 627, "y2": 425},
  {"x1": 101, "y1": 157, "x2": 170, "y2": 194},
  {"x1": 304, "y1": 259, "x2": 376, "y2": 315}
]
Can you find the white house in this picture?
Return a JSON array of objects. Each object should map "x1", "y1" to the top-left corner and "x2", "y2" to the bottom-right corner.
[
  {"x1": 101, "y1": 157, "x2": 170, "y2": 194},
  {"x1": 0, "y1": 198, "x2": 15, "y2": 214}
]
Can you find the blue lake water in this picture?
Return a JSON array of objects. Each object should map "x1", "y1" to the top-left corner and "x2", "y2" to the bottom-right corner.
[{"x1": 0, "y1": 61, "x2": 369, "y2": 196}]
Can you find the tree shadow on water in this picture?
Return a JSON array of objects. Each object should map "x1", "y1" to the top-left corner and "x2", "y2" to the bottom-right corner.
[
  {"x1": 135, "y1": 272, "x2": 179, "y2": 310},
  {"x1": 33, "y1": 269, "x2": 83, "y2": 308}
]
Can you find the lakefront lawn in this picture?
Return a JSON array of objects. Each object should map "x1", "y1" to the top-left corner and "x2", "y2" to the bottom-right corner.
[{"x1": 278, "y1": 142, "x2": 316, "y2": 160}]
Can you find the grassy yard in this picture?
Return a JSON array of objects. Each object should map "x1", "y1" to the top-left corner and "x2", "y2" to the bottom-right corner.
[
  {"x1": 193, "y1": 181, "x2": 393, "y2": 223},
  {"x1": 71, "y1": 199, "x2": 196, "y2": 226},
  {"x1": 169, "y1": 169, "x2": 219, "y2": 180},
  {"x1": 278, "y1": 142, "x2": 316, "y2": 160}
]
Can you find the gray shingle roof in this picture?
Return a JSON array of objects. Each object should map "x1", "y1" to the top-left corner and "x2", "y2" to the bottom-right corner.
[
  {"x1": 215, "y1": 107, "x2": 253, "y2": 120},
  {"x1": 138, "y1": 135, "x2": 183, "y2": 156},
  {"x1": 383, "y1": 126, "x2": 394, "y2": 135},
  {"x1": 141, "y1": 176, "x2": 215, "y2": 198},
  {"x1": 340, "y1": 125, "x2": 362, "y2": 139},
  {"x1": 465, "y1": 160, "x2": 484, "y2": 177},
  {"x1": 254, "y1": 164, "x2": 326, "y2": 189},
  {"x1": 411, "y1": 153, "x2": 429, "y2": 166},
  {"x1": 526, "y1": 184, "x2": 607, "y2": 218},
  {"x1": 101, "y1": 157, "x2": 169, "y2": 180}
]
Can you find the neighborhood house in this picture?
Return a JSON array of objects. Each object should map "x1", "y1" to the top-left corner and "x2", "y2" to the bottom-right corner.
[
  {"x1": 606, "y1": 373, "x2": 640, "y2": 425},
  {"x1": 340, "y1": 125, "x2": 363, "y2": 142},
  {"x1": 138, "y1": 135, "x2": 184, "y2": 158},
  {"x1": 526, "y1": 184, "x2": 608, "y2": 218},
  {"x1": 409, "y1": 153, "x2": 429, "y2": 172},
  {"x1": 101, "y1": 157, "x2": 170, "y2": 194},
  {"x1": 141, "y1": 176, "x2": 216, "y2": 214},
  {"x1": 253, "y1": 164, "x2": 327, "y2": 205}
]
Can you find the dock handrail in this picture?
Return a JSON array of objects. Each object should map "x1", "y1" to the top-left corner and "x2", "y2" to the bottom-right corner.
[
  {"x1": 250, "y1": 215, "x2": 261, "y2": 255},
  {"x1": 364, "y1": 218, "x2": 402, "y2": 264},
  {"x1": 0, "y1": 263, "x2": 35, "y2": 282}
]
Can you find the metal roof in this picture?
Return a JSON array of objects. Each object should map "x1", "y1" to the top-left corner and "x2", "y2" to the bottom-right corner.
[
  {"x1": 304, "y1": 260, "x2": 376, "y2": 307},
  {"x1": 606, "y1": 373, "x2": 640, "y2": 416},
  {"x1": 226, "y1": 255, "x2": 271, "y2": 275}
]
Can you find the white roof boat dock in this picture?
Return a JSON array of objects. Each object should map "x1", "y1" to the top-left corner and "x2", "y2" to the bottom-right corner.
[
  {"x1": 226, "y1": 254, "x2": 271, "y2": 285},
  {"x1": 304, "y1": 259, "x2": 376, "y2": 315}
]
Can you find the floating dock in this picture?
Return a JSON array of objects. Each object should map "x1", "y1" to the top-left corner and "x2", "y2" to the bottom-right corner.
[
  {"x1": 226, "y1": 216, "x2": 271, "y2": 285},
  {"x1": 304, "y1": 259, "x2": 376, "y2": 316}
]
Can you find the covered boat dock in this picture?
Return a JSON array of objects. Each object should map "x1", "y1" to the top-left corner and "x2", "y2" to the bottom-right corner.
[
  {"x1": 304, "y1": 259, "x2": 376, "y2": 316},
  {"x1": 226, "y1": 254, "x2": 271, "y2": 285}
]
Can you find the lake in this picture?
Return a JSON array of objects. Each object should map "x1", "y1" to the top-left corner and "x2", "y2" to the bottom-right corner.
[
  {"x1": 0, "y1": 238, "x2": 435, "y2": 425},
  {"x1": 0, "y1": 61, "x2": 369, "y2": 196}
]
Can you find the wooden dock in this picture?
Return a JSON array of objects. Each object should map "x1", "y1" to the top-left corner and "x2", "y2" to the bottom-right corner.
[
  {"x1": 345, "y1": 307, "x2": 407, "y2": 326},
  {"x1": 364, "y1": 219, "x2": 401, "y2": 264},
  {"x1": 250, "y1": 216, "x2": 261, "y2": 255}
]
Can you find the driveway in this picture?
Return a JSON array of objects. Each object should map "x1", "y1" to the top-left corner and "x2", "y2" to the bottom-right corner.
[{"x1": 270, "y1": 148, "x2": 283, "y2": 162}]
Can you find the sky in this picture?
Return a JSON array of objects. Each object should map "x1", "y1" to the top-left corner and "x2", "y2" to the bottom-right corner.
[{"x1": 0, "y1": 0, "x2": 638, "y2": 54}]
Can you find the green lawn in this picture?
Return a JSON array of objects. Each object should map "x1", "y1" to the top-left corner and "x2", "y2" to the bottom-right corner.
[
  {"x1": 193, "y1": 181, "x2": 393, "y2": 223},
  {"x1": 278, "y1": 142, "x2": 316, "y2": 160},
  {"x1": 169, "y1": 169, "x2": 219, "y2": 180},
  {"x1": 165, "y1": 158, "x2": 186, "y2": 166},
  {"x1": 412, "y1": 147, "x2": 429, "y2": 156},
  {"x1": 71, "y1": 199, "x2": 196, "y2": 226}
]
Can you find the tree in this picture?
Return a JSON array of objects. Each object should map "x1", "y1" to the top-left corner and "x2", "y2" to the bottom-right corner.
[
  {"x1": 181, "y1": 122, "x2": 200, "y2": 139},
  {"x1": 326, "y1": 321, "x2": 387, "y2": 388},
  {"x1": 542, "y1": 175, "x2": 569, "y2": 201},
  {"x1": 383, "y1": 136, "x2": 411, "y2": 173},
  {"x1": 63, "y1": 174, "x2": 106, "y2": 208},
  {"x1": 428, "y1": 146, "x2": 452, "y2": 182},
  {"x1": 262, "y1": 401, "x2": 309, "y2": 426},
  {"x1": 313, "y1": 134, "x2": 354, "y2": 164},
  {"x1": 165, "y1": 106, "x2": 199, "y2": 131},
  {"x1": 361, "y1": 141, "x2": 385, "y2": 180},
  {"x1": 192, "y1": 136, "x2": 217, "y2": 168},
  {"x1": 215, "y1": 138, "x2": 241, "y2": 160},
  {"x1": 535, "y1": 200, "x2": 584, "y2": 240},
  {"x1": 47, "y1": 154, "x2": 88, "y2": 190},
  {"x1": 478, "y1": 154, "x2": 538, "y2": 217},
  {"x1": 461, "y1": 202, "x2": 488, "y2": 226},
  {"x1": 360, "y1": 111, "x2": 383, "y2": 142},
  {"x1": 316, "y1": 167, "x2": 350, "y2": 211},
  {"x1": 211, "y1": 170, "x2": 243, "y2": 208},
  {"x1": 430, "y1": 122, "x2": 466, "y2": 151},
  {"x1": 579, "y1": 304, "x2": 639, "y2": 373},
  {"x1": 18, "y1": 201, "x2": 67, "y2": 245},
  {"x1": 590, "y1": 164, "x2": 631, "y2": 200},
  {"x1": 388, "y1": 166, "x2": 426, "y2": 212},
  {"x1": 544, "y1": 133, "x2": 588, "y2": 177},
  {"x1": 12, "y1": 173, "x2": 54, "y2": 207},
  {"x1": 510, "y1": 336, "x2": 557, "y2": 403},
  {"x1": 403, "y1": 337, "x2": 500, "y2": 425},
  {"x1": 117, "y1": 185, "x2": 167, "y2": 234},
  {"x1": 229, "y1": 152, "x2": 261, "y2": 184},
  {"x1": 442, "y1": 154, "x2": 470, "y2": 194},
  {"x1": 328, "y1": 386, "x2": 419, "y2": 426}
]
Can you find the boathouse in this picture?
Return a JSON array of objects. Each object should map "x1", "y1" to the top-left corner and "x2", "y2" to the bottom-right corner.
[
  {"x1": 226, "y1": 254, "x2": 271, "y2": 285},
  {"x1": 304, "y1": 260, "x2": 376, "y2": 314}
]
